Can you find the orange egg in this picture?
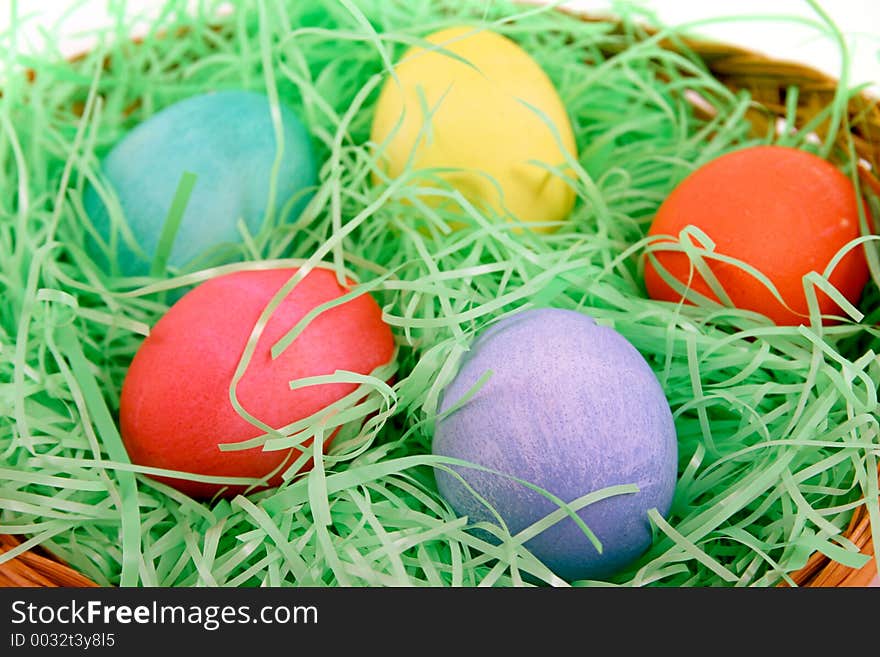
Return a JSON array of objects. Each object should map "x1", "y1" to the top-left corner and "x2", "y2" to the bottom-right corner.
[{"x1": 644, "y1": 145, "x2": 872, "y2": 325}]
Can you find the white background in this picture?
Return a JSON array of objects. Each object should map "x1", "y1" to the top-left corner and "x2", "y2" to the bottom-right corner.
[
  {"x1": 564, "y1": 0, "x2": 880, "y2": 94},
  {"x1": 2, "y1": 1, "x2": 880, "y2": 95},
  {"x1": 1, "y1": 0, "x2": 878, "y2": 585}
]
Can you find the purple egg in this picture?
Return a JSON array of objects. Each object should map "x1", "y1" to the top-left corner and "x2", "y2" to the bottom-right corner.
[{"x1": 432, "y1": 307, "x2": 678, "y2": 582}]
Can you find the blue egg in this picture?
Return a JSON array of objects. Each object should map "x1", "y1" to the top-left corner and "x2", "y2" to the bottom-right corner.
[
  {"x1": 84, "y1": 90, "x2": 318, "y2": 276},
  {"x1": 433, "y1": 308, "x2": 678, "y2": 582}
]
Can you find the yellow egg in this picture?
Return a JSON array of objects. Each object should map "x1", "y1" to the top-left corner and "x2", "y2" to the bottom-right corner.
[{"x1": 370, "y1": 25, "x2": 578, "y2": 233}]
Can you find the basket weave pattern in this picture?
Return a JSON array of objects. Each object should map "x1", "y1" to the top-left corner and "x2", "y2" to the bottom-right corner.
[{"x1": 1, "y1": 8, "x2": 878, "y2": 588}]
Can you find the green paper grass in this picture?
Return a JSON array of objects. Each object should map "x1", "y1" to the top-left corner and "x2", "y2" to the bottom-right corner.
[{"x1": 1, "y1": 0, "x2": 878, "y2": 587}]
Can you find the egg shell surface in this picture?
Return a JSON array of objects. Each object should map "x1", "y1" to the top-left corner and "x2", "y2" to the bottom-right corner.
[
  {"x1": 369, "y1": 26, "x2": 577, "y2": 232},
  {"x1": 119, "y1": 267, "x2": 395, "y2": 499},
  {"x1": 432, "y1": 308, "x2": 678, "y2": 582},
  {"x1": 84, "y1": 90, "x2": 318, "y2": 276},
  {"x1": 644, "y1": 145, "x2": 871, "y2": 325}
]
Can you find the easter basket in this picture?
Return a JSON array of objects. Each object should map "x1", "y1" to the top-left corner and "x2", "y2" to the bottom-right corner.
[{"x1": 1, "y1": 0, "x2": 879, "y2": 588}]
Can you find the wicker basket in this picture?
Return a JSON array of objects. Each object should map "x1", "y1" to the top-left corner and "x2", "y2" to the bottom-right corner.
[{"x1": 1, "y1": 4, "x2": 878, "y2": 588}]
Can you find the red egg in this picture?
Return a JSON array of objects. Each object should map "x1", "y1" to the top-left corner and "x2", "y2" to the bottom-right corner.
[
  {"x1": 644, "y1": 145, "x2": 872, "y2": 325},
  {"x1": 119, "y1": 267, "x2": 395, "y2": 498}
]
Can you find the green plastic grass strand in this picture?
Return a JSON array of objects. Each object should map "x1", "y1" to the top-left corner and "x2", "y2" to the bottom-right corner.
[
  {"x1": 0, "y1": 112, "x2": 30, "y2": 260},
  {"x1": 1, "y1": 0, "x2": 878, "y2": 588},
  {"x1": 150, "y1": 171, "x2": 197, "y2": 277},
  {"x1": 54, "y1": 326, "x2": 142, "y2": 587}
]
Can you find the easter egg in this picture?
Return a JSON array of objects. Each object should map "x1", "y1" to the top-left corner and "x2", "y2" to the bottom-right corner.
[
  {"x1": 370, "y1": 26, "x2": 577, "y2": 232},
  {"x1": 432, "y1": 308, "x2": 678, "y2": 582},
  {"x1": 84, "y1": 90, "x2": 318, "y2": 276},
  {"x1": 644, "y1": 145, "x2": 871, "y2": 325},
  {"x1": 119, "y1": 267, "x2": 395, "y2": 498}
]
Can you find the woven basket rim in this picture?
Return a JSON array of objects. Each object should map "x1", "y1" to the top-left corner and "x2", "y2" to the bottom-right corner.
[{"x1": 1, "y1": 3, "x2": 878, "y2": 588}]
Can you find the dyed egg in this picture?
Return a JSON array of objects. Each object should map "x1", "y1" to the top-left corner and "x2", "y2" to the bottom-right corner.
[
  {"x1": 119, "y1": 267, "x2": 395, "y2": 498},
  {"x1": 84, "y1": 90, "x2": 318, "y2": 276},
  {"x1": 432, "y1": 308, "x2": 678, "y2": 582},
  {"x1": 370, "y1": 26, "x2": 577, "y2": 232},
  {"x1": 644, "y1": 145, "x2": 871, "y2": 325}
]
